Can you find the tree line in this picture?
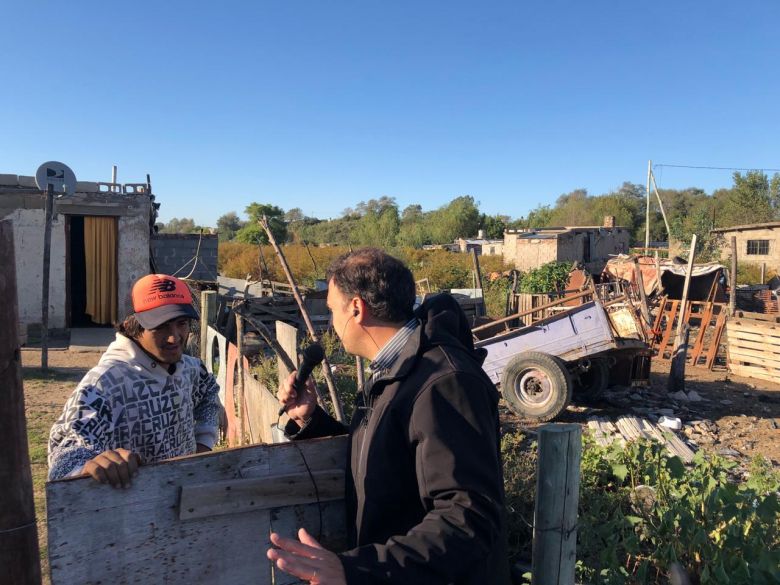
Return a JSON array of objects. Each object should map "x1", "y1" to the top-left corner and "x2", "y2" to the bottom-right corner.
[{"x1": 157, "y1": 171, "x2": 780, "y2": 254}]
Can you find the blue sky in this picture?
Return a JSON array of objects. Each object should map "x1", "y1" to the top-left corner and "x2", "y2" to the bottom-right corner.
[{"x1": 2, "y1": 1, "x2": 779, "y2": 226}]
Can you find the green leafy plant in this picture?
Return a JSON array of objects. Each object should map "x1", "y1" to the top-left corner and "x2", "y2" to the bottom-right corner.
[
  {"x1": 518, "y1": 262, "x2": 573, "y2": 294},
  {"x1": 501, "y1": 432, "x2": 780, "y2": 584}
]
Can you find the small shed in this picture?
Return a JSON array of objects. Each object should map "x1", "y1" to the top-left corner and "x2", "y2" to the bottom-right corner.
[
  {"x1": 710, "y1": 221, "x2": 780, "y2": 274},
  {"x1": 0, "y1": 173, "x2": 154, "y2": 343}
]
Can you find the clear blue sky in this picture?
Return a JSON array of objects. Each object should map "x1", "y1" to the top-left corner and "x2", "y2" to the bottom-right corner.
[{"x1": 2, "y1": 1, "x2": 779, "y2": 226}]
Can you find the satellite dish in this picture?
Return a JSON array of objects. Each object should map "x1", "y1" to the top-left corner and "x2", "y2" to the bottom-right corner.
[{"x1": 35, "y1": 161, "x2": 77, "y2": 195}]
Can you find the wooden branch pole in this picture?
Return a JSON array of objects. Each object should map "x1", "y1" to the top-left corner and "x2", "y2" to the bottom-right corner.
[
  {"x1": 200, "y1": 290, "x2": 217, "y2": 363},
  {"x1": 729, "y1": 236, "x2": 737, "y2": 316},
  {"x1": 355, "y1": 356, "x2": 365, "y2": 392},
  {"x1": 532, "y1": 424, "x2": 581, "y2": 585},
  {"x1": 259, "y1": 217, "x2": 345, "y2": 422},
  {"x1": 235, "y1": 313, "x2": 245, "y2": 445},
  {"x1": 650, "y1": 170, "x2": 672, "y2": 238},
  {"x1": 470, "y1": 248, "x2": 483, "y2": 290},
  {"x1": 645, "y1": 159, "x2": 651, "y2": 249},
  {"x1": 668, "y1": 235, "x2": 697, "y2": 392},
  {"x1": 0, "y1": 220, "x2": 42, "y2": 584},
  {"x1": 40, "y1": 184, "x2": 54, "y2": 370}
]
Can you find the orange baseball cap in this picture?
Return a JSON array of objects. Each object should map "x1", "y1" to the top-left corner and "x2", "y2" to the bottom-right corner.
[{"x1": 131, "y1": 274, "x2": 199, "y2": 329}]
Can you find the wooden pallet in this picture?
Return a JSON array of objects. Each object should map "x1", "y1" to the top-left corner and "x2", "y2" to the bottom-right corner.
[{"x1": 727, "y1": 317, "x2": 780, "y2": 384}]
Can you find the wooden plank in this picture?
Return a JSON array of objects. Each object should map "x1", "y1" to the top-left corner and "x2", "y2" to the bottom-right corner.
[
  {"x1": 726, "y1": 328, "x2": 780, "y2": 347},
  {"x1": 689, "y1": 302, "x2": 714, "y2": 365},
  {"x1": 729, "y1": 364, "x2": 780, "y2": 384},
  {"x1": 726, "y1": 345, "x2": 780, "y2": 364},
  {"x1": 47, "y1": 436, "x2": 348, "y2": 585},
  {"x1": 727, "y1": 320, "x2": 780, "y2": 336},
  {"x1": 656, "y1": 300, "x2": 679, "y2": 359},
  {"x1": 735, "y1": 310, "x2": 780, "y2": 323},
  {"x1": 243, "y1": 374, "x2": 280, "y2": 444},
  {"x1": 727, "y1": 337, "x2": 780, "y2": 355},
  {"x1": 179, "y1": 469, "x2": 344, "y2": 520},
  {"x1": 727, "y1": 352, "x2": 780, "y2": 370},
  {"x1": 705, "y1": 312, "x2": 727, "y2": 370}
]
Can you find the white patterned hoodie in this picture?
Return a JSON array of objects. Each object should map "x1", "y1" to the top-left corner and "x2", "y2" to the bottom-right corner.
[{"x1": 48, "y1": 333, "x2": 221, "y2": 480}]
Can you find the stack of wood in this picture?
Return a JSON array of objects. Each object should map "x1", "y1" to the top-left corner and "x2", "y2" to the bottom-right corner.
[
  {"x1": 726, "y1": 312, "x2": 780, "y2": 384},
  {"x1": 587, "y1": 415, "x2": 695, "y2": 463}
]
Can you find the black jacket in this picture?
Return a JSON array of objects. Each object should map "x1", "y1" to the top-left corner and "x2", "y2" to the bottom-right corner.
[{"x1": 288, "y1": 294, "x2": 510, "y2": 585}]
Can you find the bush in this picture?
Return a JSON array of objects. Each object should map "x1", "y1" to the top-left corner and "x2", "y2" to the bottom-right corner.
[
  {"x1": 736, "y1": 261, "x2": 778, "y2": 286},
  {"x1": 220, "y1": 243, "x2": 511, "y2": 292},
  {"x1": 518, "y1": 261, "x2": 573, "y2": 293},
  {"x1": 501, "y1": 432, "x2": 780, "y2": 584}
]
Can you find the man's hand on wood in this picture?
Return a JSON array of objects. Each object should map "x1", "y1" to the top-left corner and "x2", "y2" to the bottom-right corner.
[
  {"x1": 82, "y1": 448, "x2": 141, "y2": 488},
  {"x1": 267, "y1": 528, "x2": 346, "y2": 584}
]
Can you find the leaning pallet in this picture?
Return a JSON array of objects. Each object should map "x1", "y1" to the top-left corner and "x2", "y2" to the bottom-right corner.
[{"x1": 727, "y1": 316, "x2": 780, "y2": 384}]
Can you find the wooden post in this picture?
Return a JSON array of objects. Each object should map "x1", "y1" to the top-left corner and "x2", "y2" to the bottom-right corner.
[
  {"x1": 40, "y1": 184, "x2": 54, "y2": 370},
  {"x1": 276, "y1": 321, "x2": 299, "y2": 383},
  {"x1": 668, "y1": 325, "x2": 691, "y2": 393},
  {"x1": 761, "y1": 262, "x2": 766, "y2": 285},
  {"x1": 650, "y1": 170, "x2": 672, "y2": 239},
  {"x1": 532, "y1": 424, "x2": 581, "y2": 585},
  {"x1": 0, "y1": 220, "x2": 42, "y2": 584},
  {"x1": 668, "y1": 235, "x2": 697, "y2": 392},
  {"x1": 470, "y1": 248, "x2": 483, "y2": 290},
  {"x1": 729, "y1": 236, "x2": 737, "y2": 316},
  {"x1": 200, "y1": 290, "x2": 217, "y2": 363},
  {"x1": 235, "y1": 313, "x2": 245, "y2": 445},
  {"x1": 632, "y1": 257, "x2": 651, "y2": 326},
  {"x1": 259, "y1": 217, "x2": 345, "y2": 422}
]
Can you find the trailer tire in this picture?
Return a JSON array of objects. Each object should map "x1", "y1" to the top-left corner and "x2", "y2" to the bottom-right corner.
[
  {"x1": 575, "y1": 358, "x2": 609, "y2": 404},
  {"x1": 500, "y1": 351, "x2": 572, "y2": 422}
]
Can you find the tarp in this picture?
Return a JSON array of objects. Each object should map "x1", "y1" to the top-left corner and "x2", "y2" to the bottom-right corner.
[{"x1": 602, "y1": 255, "x2": 727, "y2": 300}]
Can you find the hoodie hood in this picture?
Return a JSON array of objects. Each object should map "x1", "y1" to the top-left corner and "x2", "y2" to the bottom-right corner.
[
  {"x1": 100, "y1": 333, "x2": 180, "y2": 380},
  {"x1": 414, "y1": 293, "x2": 487, "y2": 365}
]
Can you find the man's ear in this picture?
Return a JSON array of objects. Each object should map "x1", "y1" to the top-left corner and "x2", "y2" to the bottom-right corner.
[{"x1": 352, "y1": 297, "x2": 366, "y2": 322}]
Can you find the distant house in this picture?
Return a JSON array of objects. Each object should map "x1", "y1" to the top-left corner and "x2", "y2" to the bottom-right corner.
[
  {"x1": 454, "y1": 230, "x2": 504, "y2": 256},
  {"x1": 710, "y1": 221, "x2": 780, "y2": 273},
  {"x1": 503, "y1": 216, "x2": 630, "y2": 273}
]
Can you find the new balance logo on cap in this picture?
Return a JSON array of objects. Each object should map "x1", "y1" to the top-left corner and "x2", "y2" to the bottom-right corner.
[
  {"x1": 148, "y1": 278, "x2": 178, "y2": 293},
  {"x1": 131, "y1": 274, "x2": 199, "y2": 330}
]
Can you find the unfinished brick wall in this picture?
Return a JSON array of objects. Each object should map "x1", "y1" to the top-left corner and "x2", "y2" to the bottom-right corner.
[{"x1": 151, "y1": 233, "x2": 218, "y2": 281}]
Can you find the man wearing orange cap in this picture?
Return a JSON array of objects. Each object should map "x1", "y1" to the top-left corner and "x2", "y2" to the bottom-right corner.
[{"x1": 48, "y1": 274, "x2": 221, "y2": 488}]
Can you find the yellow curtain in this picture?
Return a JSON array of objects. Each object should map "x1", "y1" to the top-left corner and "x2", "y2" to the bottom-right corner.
[{"x1": 84, "y1": 216, "x2": 118, "y2": 325}]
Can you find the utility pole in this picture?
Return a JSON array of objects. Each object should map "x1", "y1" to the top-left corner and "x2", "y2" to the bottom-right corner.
[{"x1": 645, "y1": 159, "x2": 652, "y2": 250}]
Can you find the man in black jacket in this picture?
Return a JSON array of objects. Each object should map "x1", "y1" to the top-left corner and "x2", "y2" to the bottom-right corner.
[{"x1": 267, "y1": 248, "x2": 509, "y2": 585}]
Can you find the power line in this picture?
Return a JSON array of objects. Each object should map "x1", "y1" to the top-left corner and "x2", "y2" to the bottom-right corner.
[{"x1": 654, "y1": 163, "x2": 780, "y2": 172}]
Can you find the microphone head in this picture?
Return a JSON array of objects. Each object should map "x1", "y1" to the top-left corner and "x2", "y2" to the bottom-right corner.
[{"x1": 302, "y1": 343, "x2": 325, "y2": 364}]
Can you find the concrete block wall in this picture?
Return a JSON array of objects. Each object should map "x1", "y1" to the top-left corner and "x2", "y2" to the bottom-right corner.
[
  {"x1": 152, "y1": 233, "x2": 219, "y2": 281},
  {"x1": 717, "y1": 228, "x2": 780, "y2": 273}
]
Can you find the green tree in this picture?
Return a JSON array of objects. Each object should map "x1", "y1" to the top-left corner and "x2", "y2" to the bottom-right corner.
[
  {"x1": 158, "y1": 217, "x2": 202, "y2": 234},
  {"x1": 478, "y1": 214, "x2": 508, "y2": 239},
  {"x1": 719, "y1": 171, "x2": 775, "y2": 227},
  {"x1": 235, "y1": 203, "x2": 287, "y2": 244},
  {"x1": 429, "y1": 195, "x2": 481, "y2": 243},
  {"x1": 216, "y1": 212, "x2": 244, "y2": 241}
]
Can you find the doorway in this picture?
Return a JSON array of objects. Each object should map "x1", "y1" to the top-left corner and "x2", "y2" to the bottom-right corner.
[{"x1": 67, "y1": 215, "x2": 118, "y2": 327}]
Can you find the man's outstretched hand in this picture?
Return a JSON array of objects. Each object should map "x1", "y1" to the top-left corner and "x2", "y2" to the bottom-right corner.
[
  {"x1": 82, "y1": 448, "x2": 141, "y2": 488},
  {"x1": 267, "y1": 528, "x2": 346, "y2": 584}
]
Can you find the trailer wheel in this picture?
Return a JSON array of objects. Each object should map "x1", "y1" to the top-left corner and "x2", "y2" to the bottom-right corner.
[
  {"x1": 575, "y1": 358, "x2": 609, "y2": 404},
  {"x1": 500, "y1": 352, "x2": 572, "y2": 421}
]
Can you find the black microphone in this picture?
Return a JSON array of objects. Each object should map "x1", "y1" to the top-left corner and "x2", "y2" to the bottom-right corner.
[{"x1": 278, "y1": 343, "x2": 325, "y2": 416}]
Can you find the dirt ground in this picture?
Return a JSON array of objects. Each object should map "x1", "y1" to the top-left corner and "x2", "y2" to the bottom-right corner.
[{"x1": 20, "y1": 348, "x2": 780, "y2": 583}]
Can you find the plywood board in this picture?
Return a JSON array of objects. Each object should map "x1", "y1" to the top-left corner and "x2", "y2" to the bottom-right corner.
[{"x1": 47, "y1": 436, "x2": 348, "y2": 585}]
